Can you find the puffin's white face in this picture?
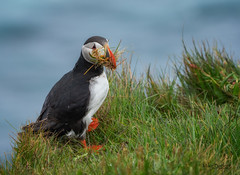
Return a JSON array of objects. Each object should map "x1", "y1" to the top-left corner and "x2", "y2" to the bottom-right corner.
[
  {"x1": 81, "y1": 36, "x2": 116, "y2": 69},
  {"x1": 82, "y1": 42, "x2": 105, "y2": 64}
]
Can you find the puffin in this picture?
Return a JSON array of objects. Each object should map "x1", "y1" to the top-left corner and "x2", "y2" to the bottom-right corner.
[{"x1": 23, "y1": 36, "x2": 116, "y2": 149}]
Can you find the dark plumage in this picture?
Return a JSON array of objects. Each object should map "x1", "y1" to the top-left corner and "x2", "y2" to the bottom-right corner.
[{"x1": 22, "y1": 36, "x2": 115, "y2": 139}]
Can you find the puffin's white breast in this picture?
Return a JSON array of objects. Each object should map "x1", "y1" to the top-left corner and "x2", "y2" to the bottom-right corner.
[
  {"x1": 83, "y1": 71, "x2": 109, "y2": 129},
  {"x1": 66, "y1": 72, "x2": 109, "y2": 138}
]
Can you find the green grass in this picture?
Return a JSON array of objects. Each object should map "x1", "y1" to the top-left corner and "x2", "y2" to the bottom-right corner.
[
  {"x1": 1, "y1": 42, "x2": 240, "y2": 174},
  {"x1": 176, "y1": 41, "x2": 240, "y2": 104}
]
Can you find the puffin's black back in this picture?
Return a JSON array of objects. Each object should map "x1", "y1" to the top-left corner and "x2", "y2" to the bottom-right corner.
[
  {"x1": 24, "y1": 53, "x2": 104, "y2": 136},
  {"x1": 39, "y1": 53, "x2": 103, "y2": 120}
]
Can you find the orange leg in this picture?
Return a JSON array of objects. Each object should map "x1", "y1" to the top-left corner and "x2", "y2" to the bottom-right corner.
[
  {"x1": 81, "y1": 140, "x2": 103, "y2": 151},
  {"x1": 87, "y1": 118, "x2": 99, "y2": 132},
  {"x1": 81, "y1": 118, "x2": 103, "y2": 151}
]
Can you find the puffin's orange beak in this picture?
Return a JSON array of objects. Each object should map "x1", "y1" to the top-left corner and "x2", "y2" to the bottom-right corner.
[{"x1": 106, "y1": 45, "x2": 116, "y2": 69}]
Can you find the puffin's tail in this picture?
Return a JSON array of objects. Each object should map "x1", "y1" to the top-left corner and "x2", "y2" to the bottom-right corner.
[{"x1": 19, "y1": 119, "x2": 64, "y2": 137}]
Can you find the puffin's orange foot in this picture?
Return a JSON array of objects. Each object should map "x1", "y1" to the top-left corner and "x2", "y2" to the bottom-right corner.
[
  {"x1": 81, "y1": 140, "x2": 103, "y2": 151},
  {"x1": 89, "y1": 145, "x2": 103, "y2": 151},
  {"x1": 87, "y1": 118, "x2": 99, "y2": 132}
]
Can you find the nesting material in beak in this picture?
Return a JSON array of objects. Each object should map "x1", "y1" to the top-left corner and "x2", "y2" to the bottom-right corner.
[{"x1": 89, "y1": 42, "x2": 123, "y2": 70}]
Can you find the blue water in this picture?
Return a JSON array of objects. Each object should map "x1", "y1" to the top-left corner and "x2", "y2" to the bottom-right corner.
[{"x1": 1, "y1": 0, "x2": 240, "y2": 160}]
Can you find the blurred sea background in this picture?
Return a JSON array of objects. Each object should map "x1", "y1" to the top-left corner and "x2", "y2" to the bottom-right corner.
[{"x1": 0, "y1": 0, "x2": 240, "y2": 160}]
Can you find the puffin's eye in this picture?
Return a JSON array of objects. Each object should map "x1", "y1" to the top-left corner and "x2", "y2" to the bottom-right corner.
[{"x1": 92, "y1": 44, "x2": 96, "y2": 49}]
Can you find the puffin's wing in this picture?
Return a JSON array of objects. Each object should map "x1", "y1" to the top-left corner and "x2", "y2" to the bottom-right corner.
[
  {"x1": 38, "y1": 71, "x2": 90, "y2": 122},
  {"x1": 23, "y1": 71, "x2": 90, "y2": 133}
]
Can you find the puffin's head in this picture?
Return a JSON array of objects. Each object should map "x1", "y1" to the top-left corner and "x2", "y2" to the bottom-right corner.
[{"x1": 81, "y1": 36, "x2": 116, "y2": 69}]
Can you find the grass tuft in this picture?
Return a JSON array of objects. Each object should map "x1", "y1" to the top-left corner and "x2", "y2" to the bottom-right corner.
[{"x1": 176, "y1": 41, "x2": 240, "y2": 104}]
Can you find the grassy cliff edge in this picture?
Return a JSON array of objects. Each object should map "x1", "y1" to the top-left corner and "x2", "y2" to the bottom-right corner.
[{"x1": 1, "y1": 42, "x2": 240, "y2": 174}]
